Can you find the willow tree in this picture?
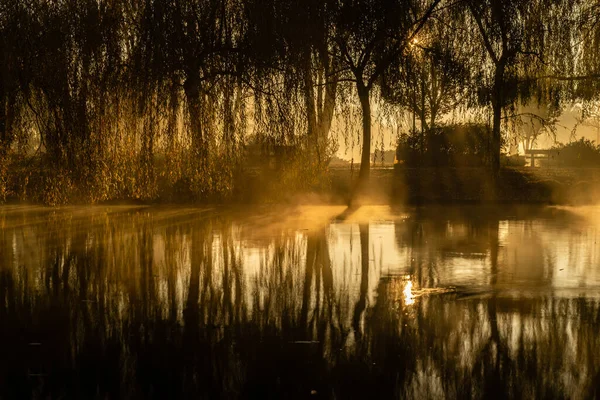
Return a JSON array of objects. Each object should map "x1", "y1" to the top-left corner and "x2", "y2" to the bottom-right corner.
[
  {"x1": 0, "y1": 0, "x2": 32, "y2": 199},
  {"x1": 241, "y1": 0, "x2": 305, "y2": 151},
  {"x1": 0, "y1": 0, "x2": 38, "y2": 159},
  {"x1": 380, "y1": 9, "x2": 470, "y2": 154},
  {"x1": 242, "y1": 0, "x2": 339, "y2": 167},
  {"x1": 294, "y1": 0, "x2": 339, "y2": 166},
  {"x1": 0, "y1": 0, "x2": 130, "y2": 201},
  {"x1": 463, "y1": 0, "x2": 555, "y2": 174},
  {"x1": 13, "y1": 0, "x2": 127, "y2": 184},
  {"x1": 135, "y1": 0, "x2": 244, "y2": 161},
  {"x1": 554, "y1": 1, "x2": 600, "y2": 122},
  {"x1": 0, "y1": 0, "x2": 26, "y2": 156},
  {"x1": 332, "y1": 0, "x2": 441, "y2": 189}
]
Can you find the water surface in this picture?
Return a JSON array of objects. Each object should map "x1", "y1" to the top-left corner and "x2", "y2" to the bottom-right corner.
[{"x1": 2, "y1": 204, "x2": 600, "y2": 399}]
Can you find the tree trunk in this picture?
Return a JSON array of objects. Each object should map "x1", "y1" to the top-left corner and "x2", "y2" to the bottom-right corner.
[
  {"x1": 490, "y1": 62, "x2": 506, "y2": 177},
  {"x1": 0, "y1": 86, "x2": 6, "y2": 150},
  {"x1": 316, "y1": 76, "x2": 337, "y2": 165},
  {"x1": 491, "y1": 101, "x2": 502, "y2": 173},
  {"x1": 420, "y1": 68, "x2": 427, "y2": 158},
  {"x1": 184, "y1": 74, "x2": 206, "y2": 161},
  {"x1": 0, "y1": 101, "x2": 6, "y2": 161},
  {"x1": 357, "y1": 83, "x2": 371, "y2": 187},
  {"x1": 223, "y1": 75, "x2": 235, "y2": 156},
  {"x1": 304, "y1": 53, "x2": 337, "y2": 167},
  {"x1": 303, "y1": 55, "x2": 318, "y2": 152},
  {"x1": 0, "y1": 88, "x2": 6, "y2": 199},
  {"x1": 0, "y1": 71, "x2": 15, "y2": 154}
]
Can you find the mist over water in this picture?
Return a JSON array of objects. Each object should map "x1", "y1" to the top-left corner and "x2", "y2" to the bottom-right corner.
[{"x1": 2, "y1": 205, "x2": 600, "y2": 398}]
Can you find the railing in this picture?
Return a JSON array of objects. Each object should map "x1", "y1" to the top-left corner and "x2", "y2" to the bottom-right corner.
[{"x1": 524, "y1": 149, "x2": 559, "y2": 167}]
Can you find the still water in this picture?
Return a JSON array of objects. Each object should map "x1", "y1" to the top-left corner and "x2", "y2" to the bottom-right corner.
[{"x1": 2, "y1": 204, "x2": 600, "y2": 399}]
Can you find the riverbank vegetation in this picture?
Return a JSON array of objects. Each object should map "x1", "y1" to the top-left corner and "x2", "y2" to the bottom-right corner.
[{"x1": 1, "y1": 0, "x2": 600, "y2": 204}]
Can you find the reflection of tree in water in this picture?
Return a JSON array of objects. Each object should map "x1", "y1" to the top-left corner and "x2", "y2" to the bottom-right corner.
[
  {"x1": 386, "y1": 207, "x2": 600, "y2": 397},
  {"x1": 2, "y1": 207, "x2": 600, "y2": 398}
]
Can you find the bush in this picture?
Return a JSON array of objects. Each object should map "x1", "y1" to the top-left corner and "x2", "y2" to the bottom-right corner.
[
  {"x1": 551, "y1": 138, "x2": 600, "y2": 167},
  {"x1": 396, "y1": 123, "x2": 489, "y2": 167}
]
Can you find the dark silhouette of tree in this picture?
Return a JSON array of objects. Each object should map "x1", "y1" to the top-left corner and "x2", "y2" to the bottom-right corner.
[
  {"x1": 381, "y1": 9, "x2": 471, "y2": 155},
  {"x1": 243, "y1": 0, "x2": 339, "y2": 167},
  {"x1": 134, "y1": 0, "x2": 246, "y2": 161},
  {"x1": 0, "y1": 0, "x2": 28, "y2": 154},
  {"x1": 463, "y1": 0, "x2": 551, "y2": 175},
  {"x1": 332, "y1": 0, "x2": 442, "y2": 192}
]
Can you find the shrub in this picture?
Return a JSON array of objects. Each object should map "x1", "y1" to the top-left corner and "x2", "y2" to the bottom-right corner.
[
  {"x1": 551, "y1": 138, "x2": 600, "y2": 167},
  {"x1": 396, "y1": 123, "x2": 489, "y2": 167}
]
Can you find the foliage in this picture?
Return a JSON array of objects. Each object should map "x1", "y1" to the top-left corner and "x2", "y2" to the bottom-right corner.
[
  {"x1": 0, "y1": 0, "x2": 600, "y2": 204},
  {"x1": 380, "y1": 8, "x2": 471, "y2": 133},
  {"x1": 332, "y1": 0, "x2": 443, "y2": 184},
  {"x1": 396, "y1": 124, "x2": 489, "y2": 167},
  {"x1": 551, "y1": 138, "x2": 600, "y2": 167}
]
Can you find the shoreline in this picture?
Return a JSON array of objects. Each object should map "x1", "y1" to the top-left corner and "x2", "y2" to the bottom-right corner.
[{"x1": 2, "y1": 167, "x2": 599, "y2": 206}]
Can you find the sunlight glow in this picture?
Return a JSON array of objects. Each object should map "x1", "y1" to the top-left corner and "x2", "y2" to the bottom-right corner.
[{"x1": 404, "y1": 279, "x2": 415, "y2": 306}]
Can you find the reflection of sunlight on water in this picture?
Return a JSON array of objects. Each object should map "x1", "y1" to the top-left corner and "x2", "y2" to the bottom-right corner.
[
  {"x1": 391, "y1": 275, "x2": 455, "y2": 307},
  {"x1": 391, "y1": 275, "x2": 417, "y2": 306},
  {"x1": 404, "y1": 279, "x2": 415, "y2": 306}
]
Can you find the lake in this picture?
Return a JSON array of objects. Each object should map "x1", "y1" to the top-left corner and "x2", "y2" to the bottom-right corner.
[{"x1": 2, "y1": 204, "x2": 600, "y2": 399}]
